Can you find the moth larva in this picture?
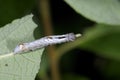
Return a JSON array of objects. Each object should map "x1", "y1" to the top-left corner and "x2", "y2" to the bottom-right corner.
[{"x1": 13, "y1": 33, "x2": 81, "y2": 54}]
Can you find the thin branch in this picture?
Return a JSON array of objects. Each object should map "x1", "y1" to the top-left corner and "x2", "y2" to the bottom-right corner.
[{"x1": 39, "y1": 0, "x2": 60, "y2": 80}]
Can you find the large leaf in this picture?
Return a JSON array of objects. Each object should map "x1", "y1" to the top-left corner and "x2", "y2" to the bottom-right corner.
[
  {"x1": 79, "y1": 24, "x2": 120, "y2": 60},
  {"x1": 65, "y1": 0, "x2": 120, "y2": 25},
  {"x1": 0, "y1": 14, "x2": 44, "y2": 80}
]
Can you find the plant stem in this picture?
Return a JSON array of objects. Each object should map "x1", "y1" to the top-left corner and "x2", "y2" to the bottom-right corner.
[{"x1": 39, "y1": 0, "x2": 60, "y2": 80}]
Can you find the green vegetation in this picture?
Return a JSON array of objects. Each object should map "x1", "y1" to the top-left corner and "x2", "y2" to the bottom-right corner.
[{"x1": 0, "y1": 0, "x2": 120, "y2": 80}]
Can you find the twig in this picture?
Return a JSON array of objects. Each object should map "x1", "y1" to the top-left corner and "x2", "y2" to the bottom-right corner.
[{"x1": 39, "y1": 0, "x2": 60, "y2": 80}]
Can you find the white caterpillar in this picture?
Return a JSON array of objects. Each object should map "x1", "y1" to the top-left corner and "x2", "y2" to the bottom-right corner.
[{"x1": 13, "y1": 33, "x2": 81, "y2": 54}]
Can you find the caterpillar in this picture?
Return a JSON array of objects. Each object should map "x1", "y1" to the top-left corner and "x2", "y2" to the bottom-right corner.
[{"x1": 13, "y1": 33, "x2": 81, "y2": 54}]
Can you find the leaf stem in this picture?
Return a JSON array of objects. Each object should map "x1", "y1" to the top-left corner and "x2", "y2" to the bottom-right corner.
[{"x1": 0, "y1": 52, "x2": 14, "y2": 60}]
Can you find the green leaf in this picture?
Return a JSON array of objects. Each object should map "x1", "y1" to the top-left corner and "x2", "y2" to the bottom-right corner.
[
  {"x1": 79, "y1": 24, "x2": 120, "y2": 60},
  {"x1": 65, "y1": 0, "x2": 120, "y2": 25},
  {"x1": 0, "y1": 14, "x2": 44, "y2": 80}
]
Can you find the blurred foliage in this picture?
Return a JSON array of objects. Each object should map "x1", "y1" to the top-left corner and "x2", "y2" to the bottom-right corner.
[
  {"x1": 102, "y1": 60, "x2": 120, "y2": 80},
  {"x1": 65, "y1": 0, "x2": 120, "y2": 25},
  {"x1": 62, "y1": 74, "x2": 89, "y2": 80},
  {"x1": 79, "y1": 24, "x2": 120, "y2": 61},
  {"x1": 0, "y1": 0, "x2": 35, "y2": 27},
  {"x1": 1, "y1": 0, "x2": 120, "y2": 80}
]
